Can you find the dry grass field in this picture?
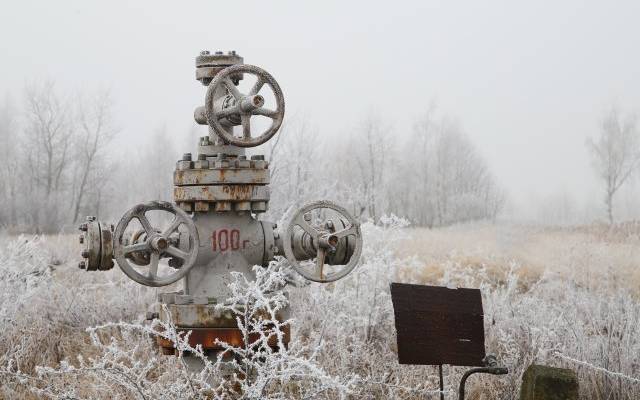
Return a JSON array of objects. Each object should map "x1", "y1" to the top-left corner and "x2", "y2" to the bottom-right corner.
[{"x1": 398, "y1": 222, "x2": 640, "y2": 291}]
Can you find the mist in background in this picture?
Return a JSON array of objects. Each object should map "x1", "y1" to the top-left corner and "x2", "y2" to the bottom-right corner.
[{"x1": 1, "y1": 0, "x2": 639, "y2": 231}]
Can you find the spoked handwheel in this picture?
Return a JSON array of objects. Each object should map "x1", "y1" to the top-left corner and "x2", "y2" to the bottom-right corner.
[
  {"x1": 205, "y1": 64, "x2": 285, "y2": 147},
  {"x1": 283, "y1": 201, "x2": 363, "y2": 283},
  {"x1": 113, "y1": 201, "x2": 199, "y2": 287}
]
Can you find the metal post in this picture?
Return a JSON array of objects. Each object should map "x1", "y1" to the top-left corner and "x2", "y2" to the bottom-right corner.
[{"x1": 439, "y1": 364, "x2": 445, "y2": 400}]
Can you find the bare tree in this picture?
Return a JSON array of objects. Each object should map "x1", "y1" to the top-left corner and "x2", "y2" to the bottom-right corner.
[
  {"x1": 350, "y1": 113, "x2": 388, "y2": 221},
  {"x1": 71, "y1": 90, "x2": 118, "y2": 222},
  {"x1": 0, "y1": 95, "x2": 19, "y2": 227},
  {"x1": 587, "y1": 107, "x2": 640, "y2": 224},
  {"x1": 268, "y1": 118, "x2": 322, "y2": 216},
  {"x1": 23, "y1": 81, "x2": 75, "y2": 232}
]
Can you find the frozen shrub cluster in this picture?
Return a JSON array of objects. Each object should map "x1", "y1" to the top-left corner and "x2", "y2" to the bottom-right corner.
[
  {"x1": 0, "y1": 238, "x2": 356, "y2": 399},
  {"x1": 0, "y1": 235, "x2": 155, "y2": 398}
]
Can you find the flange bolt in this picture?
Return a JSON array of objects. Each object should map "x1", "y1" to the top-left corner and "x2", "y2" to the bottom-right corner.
[
  {"x1": 182, "y1": 153, "x2": 192, "y2": 161},
  {"x1": 78, "y1": 261, "x2": 86, "y2": 270},
  {"x1": 79, "y1": 223, "x2": 88, "y2": 232},
  {"x1": 81, "y1": 250, "x2": 90, "y2": 258},
  {"x1": 79, "y1": 235, "x2": 84, "y2": 244}
]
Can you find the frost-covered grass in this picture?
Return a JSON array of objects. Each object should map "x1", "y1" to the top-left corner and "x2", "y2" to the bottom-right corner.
[{"x1": 0, "y1": 221, "x2": 639, "y2": 399}]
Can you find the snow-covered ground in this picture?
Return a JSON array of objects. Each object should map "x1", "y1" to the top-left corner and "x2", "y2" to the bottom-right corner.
[{"x1": 1, "y1": 220, "x2": 639, "y2": 399}]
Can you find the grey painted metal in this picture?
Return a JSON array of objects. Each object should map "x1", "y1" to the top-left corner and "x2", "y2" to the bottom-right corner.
[
  {"x1": 195, "y1": 50, "x2": 243, "y2": 86},
  {"x1": 78, "y1": 217, "x2": 114, "y2": 271},
  {"x1": 113, "y1": 201, "x2": 200, "y2": 287},
  {"x1": 183, "y1": 212, "x2": 269, "y2": 300},
  {"x1": 282, "y1": 200, "x2": 363, "y2": 283},
  {"x1": 205, "y1": 64, "x2": 285, "y2": 147}
]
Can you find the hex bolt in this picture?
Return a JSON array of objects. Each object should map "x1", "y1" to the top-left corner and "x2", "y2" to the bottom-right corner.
[
  {"x1": 215, "y1": 51, "x2": 223, "y2": 55},
  {"x1": 79, "y1": 235, "x2": 84, "y2": 244},
  {"x1": 81, "y1": 250, "x2": 90, "y2": 258},
  {"x1": 238, "y1": 155, "x2": 247, "y2": 160},
  {"x1": 182, "y1": 153, "x2": 192, "y2": 161},
  {"x1": 200, "y1": 50, "x2": 210, "y2": 56},
  {"x1": 304, "y1": 213, "x2": 312, "y2": 222},
  {"x1": 217, "y1": 153, "x2": 227, "y2": 160},
  {"x1": 86, "y1": 215, "x2": 96, "y2": 222},
  {"x1": 198, "y1": 154, "x2": 207, "y2": 161},
  {"x1": 78, "y1": 261, "x2": 86, "y2": 270},
  {"x1": 79, "y1": 223, "x2": 88, "y2": 232},
  {"x1": 250, "y1": 155, "x2": 265, "y2": 161}
]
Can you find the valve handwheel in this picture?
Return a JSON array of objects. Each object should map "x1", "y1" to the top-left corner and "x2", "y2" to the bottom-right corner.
[
  {"x1": 113, "y1": 201, "x2": 199, "y2": 287},
  {"x1": 205, "y1": 64, "x2": 285, "y2": 147},
  {"x1": 283, "y1": 201, "x2": 363, "y2": 283}
]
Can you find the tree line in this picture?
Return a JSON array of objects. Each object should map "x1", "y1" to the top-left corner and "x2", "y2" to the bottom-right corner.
[
  {"x1": 265, "y1": 109, "x2": 506, "y2": 227},
  {"x1": 0, "y1": 82, "x2": 180, "y2": 233},
  {"x1": 3, "y1": 82, "x2": 636, "y2": 233}
]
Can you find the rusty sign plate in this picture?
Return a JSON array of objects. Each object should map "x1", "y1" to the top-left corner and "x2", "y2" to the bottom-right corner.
[{"x1": 390, "y1": 283, "x2": 486, "y2": 367}]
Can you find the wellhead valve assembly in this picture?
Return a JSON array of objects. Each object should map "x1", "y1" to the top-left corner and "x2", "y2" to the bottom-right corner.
[{"x1": 76, "y1": 50, "x2": 363, "y2": 366}]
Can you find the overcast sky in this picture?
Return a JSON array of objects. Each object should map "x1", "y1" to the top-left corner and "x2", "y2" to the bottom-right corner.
[{"x1": 2, "y1": 0, "x2": 639, "y2": 218}]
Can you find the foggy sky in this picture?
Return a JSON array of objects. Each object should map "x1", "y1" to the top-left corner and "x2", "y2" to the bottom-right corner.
[{"x1": 2, "y1": 0, "x2": 639, "y2": 219}]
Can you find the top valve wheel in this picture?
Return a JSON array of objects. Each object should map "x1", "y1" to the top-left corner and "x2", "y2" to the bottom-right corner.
[
  {"x1": 205, "y1": 64, "x2": 285, "y2": 147},
  {"x1": 113, "y1": 201, "x2": 199, "y2": 287},
  {"x1": 283, "y1": 201, "x2": 363, "y2": 283}
]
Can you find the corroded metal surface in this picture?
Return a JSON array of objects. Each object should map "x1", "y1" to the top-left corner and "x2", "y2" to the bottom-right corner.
[
  {"x1": 156, "y1": 325, "x2": 290, "y2": 351},
  {"x1": 161, "y1": 303, "x2": 289, "y2": 328},
  {"x1": 173, "y1": 185, "x2": 270, "y2": 202},
  {"x1": 174, "y1": 168, "x2": 269, "y2": 186}
]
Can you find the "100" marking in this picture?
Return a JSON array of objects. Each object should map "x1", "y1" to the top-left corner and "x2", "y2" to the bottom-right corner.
[{"x1": 211, "y1": 229, "x2": 250, "y2": 252}]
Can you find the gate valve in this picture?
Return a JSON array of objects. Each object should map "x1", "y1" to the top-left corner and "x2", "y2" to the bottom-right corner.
[
  {"x1": 112, "y1": 201, "x2": 199, "y2": 287},
  {"x1": 282, "y1": 201, "x2": 363, "y2": 283},
  {"x1": 205, "y1": 64, "x2": 285, "y2": 147}
]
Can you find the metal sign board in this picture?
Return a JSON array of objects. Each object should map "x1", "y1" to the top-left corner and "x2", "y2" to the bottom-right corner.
[{"x1": 390, "y1": 283, "x2": 486, "y2": 367}]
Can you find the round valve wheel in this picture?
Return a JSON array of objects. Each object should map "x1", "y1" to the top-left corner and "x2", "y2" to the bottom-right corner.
[
  {"x1": 205, "y1": 64, "x2": 285, "y2": 147},
  {"x1": 113, "y1": 201, "x2": 199, "y2": 287},
  {"x1": 283, "y1": 201, "x2": 363, "y2": 283}
]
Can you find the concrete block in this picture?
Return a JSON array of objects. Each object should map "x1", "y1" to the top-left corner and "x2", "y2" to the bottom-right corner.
[{"x1": 520, "y1": 364, "x2": 579, "y2": 400}]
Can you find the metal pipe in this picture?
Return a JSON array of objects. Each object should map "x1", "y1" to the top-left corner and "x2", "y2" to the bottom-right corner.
[
  {"x1": 439, "y1": 364, "x2": 445, "y2": 400},
  {"x1": 458, "y1": 365, "x2": 508, "y2": 400}
]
